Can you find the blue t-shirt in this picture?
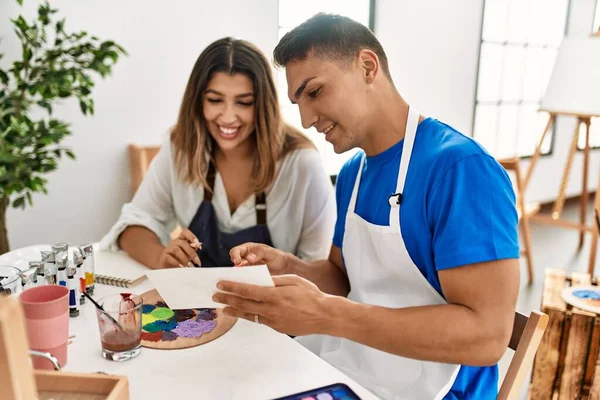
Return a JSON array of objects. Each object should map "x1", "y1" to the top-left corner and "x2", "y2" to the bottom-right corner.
[{"x1": 333, "y1": 118, "x2": 519, "y2": 399}]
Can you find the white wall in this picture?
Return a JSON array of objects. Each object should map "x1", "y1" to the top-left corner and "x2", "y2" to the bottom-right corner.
[
  {"x1": 2, "y1": 0, "x2": 278, "y2": 249},
  {"x1": 376, "y1": 0, "x2": 599, "y2": 204},
  {"x1": 3, "y1": 0, "x2": 598, "y2": 250},
  {"x1": 375, "y1": 0, "x2": 483, "y2": 137}
]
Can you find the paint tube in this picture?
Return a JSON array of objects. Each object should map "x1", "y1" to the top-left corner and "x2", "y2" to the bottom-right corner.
[
  {"x1": 73, "y1": 250, "x2": 86, "y2": 304},
  {"x1": 56, "y1": 254, "x2": 68, "y2": 287},
  {"x1": 20, "y1": 264, "x2": 40, "y2": 290},
  {"x1": 51, "y1": 242, "x2": 69, "y2": 255},
  {"x1": 80, "y1": 243, "x2": 95, "y2": 294},
  {"x1": 40, "y1": 251, "x2": 57, "y2": 285},
  {"x1": 67, "y1": 266, "x2": 80, "y2": 317}
]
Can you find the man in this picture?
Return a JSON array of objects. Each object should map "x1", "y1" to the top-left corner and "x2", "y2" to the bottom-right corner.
[{"x1": 212, "y1": 13, "x2": 520, "y2": 399}]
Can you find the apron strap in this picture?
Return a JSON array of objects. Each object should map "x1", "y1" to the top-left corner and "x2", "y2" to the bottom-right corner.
[
  {"x1": 390, "y1": 106, "x2": 419, "y2": 229},
  {"x1": 205, "y1": 160, "x2": 268, "y2": 224},
  {"x1": 204, "y1": 161, "x2": 217, "y2": 202},
  {"x1": 255, "y1": 192, "x2": 267, "y2": 225},
  {"x1": 348, "y1": 155, "x2": 366, "y2": 213}
]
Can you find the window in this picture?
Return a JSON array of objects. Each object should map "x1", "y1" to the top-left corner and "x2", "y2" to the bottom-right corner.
[
  {"x1": 581, "y1": 0, "x2": 600, "y2": 150},
  {"x1": 277, "y1": 0, "x2": 374, "y2": 176},
  {"x1": 473, "y1": 0, "x2": 569, "y2": 159}
]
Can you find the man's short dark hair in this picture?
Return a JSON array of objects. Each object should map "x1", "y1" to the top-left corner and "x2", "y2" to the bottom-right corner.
[{"x1": 273, "y1": 13, "x2": 391, "y2": 79}]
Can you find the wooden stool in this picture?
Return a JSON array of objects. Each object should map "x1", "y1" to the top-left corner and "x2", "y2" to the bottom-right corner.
[
  {"x1": 498, "y1": 157, "x2": 540, "y2": 285},
  {"x1": 530, "y1": 269, "x2": 600, "y2": 399}
]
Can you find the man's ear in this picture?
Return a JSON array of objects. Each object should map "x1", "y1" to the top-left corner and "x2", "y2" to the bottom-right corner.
[{"x1": 358, "y1": 49, "x2": 379, "y2": 83}]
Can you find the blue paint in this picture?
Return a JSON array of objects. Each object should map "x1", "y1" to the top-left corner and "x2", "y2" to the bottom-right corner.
[
  {"x1": 69, "y1": 289, "x2": 77, "y2": 306},
  {"x1": 142, "y1": 304, "x2": 156, "y2": 313},
  {"x1": 59, "y1": 280, "x2": 67, "y2": 287},
  {"x1": 143, "y1": 319, "x2": 178, "y2": 333},
  {"x1": 573, "y1": 290, "x2": 600, "y2": 300}
]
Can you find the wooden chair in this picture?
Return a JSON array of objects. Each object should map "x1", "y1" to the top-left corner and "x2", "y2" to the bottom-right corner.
[
  {"x1": 498, "y1": 157, "x2": 540, "y2": 285},
  {"x1": 128, "y1": 144, "x2": 182, "y2": 240},
  {"x1": 128, "y1": 144, "x2": 161, "y2": 198},
  {"x1": 498, "y1": 310, "x2": 549, "y2": 400}
]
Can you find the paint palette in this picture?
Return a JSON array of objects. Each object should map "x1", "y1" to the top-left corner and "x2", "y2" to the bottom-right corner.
[
  {"x1": 140, "y1": 289, "x2": 237, "y2": 350},
  {"x1": 562, "y1": 286, "x2": 600, "y2": 315}
]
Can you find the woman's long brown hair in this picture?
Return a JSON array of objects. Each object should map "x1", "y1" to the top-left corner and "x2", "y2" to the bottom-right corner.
[{"x1": 170, "y1": 37, "x2": 312, "y2": 192}]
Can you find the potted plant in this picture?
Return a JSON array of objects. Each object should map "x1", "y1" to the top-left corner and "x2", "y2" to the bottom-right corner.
[{"x1": 0, "y1": 0, "x2": 126, "y2": 254}]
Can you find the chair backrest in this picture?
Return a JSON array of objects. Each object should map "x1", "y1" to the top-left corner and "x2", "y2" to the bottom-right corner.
[
  {"x1": 128, "y1": 144, "x2": 161, "y2": 198},
  {"x1": 498, "y1": 157, "x2": 525, "y2": 199},
  {"x1": 595, "y1": 174, "x2": 599, "y2": 230},
  {"x1": 498, "y1": 310, "x2": 549, "y2": 400}
]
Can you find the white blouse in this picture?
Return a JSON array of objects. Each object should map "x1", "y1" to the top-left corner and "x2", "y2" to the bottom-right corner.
[{"x1": 100, "y1": 138, "x2": 336, "y2": 261}]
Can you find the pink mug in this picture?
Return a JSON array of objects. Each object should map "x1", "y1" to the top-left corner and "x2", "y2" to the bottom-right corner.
[{"x1": 19, "y1": 285, "x2": 70, "y2": 369}]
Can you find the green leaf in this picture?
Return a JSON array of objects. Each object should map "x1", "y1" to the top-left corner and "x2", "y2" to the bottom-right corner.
[
  {"x1": 0, "y1": 69, "x2": 8, "y2": 85},
  {"x1": 16, "y1": 0, "x2": 23, "y2": 5},
  {"x1": 23, "y1": 47, "x2": 32, "y2": 62},
  {"x1": 12, "y1": 196, "x2": 25, "y2": 208},
  {"x1": 79, "y1": 100, "x2": 87, "y2": 115},
  {"x1": 56, "y1": 19, "x2": 65, "y2": 33},
  {"x1": 25, "y1": 191, "x2": 32, "y2": 206},
  {"x1": 38, "y1": 100, "x2": 52, "y2": 114},
  {"x1": 65, "y1": 149, "x2": 75, "y2": 160}
]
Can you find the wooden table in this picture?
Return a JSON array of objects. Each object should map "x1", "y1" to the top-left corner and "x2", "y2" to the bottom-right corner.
[{"x1": 0, "y1": 244, "x2": 379, "y2": 400}]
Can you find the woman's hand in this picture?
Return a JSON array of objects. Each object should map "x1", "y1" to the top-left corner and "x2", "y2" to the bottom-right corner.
[{"x1": 156, "y1": 229, "x2": 202, "y2": 268}]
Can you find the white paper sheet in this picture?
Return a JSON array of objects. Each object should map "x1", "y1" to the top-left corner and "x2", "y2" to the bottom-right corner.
[{"x1": 145, "y1": 265, "x2": 274, "y2": 309}]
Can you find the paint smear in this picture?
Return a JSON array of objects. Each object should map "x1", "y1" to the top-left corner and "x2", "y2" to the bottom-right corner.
[
  {"x1": 141, "y1": 331, "x2": 163, "y2": 342},
  {"x1": 573, "y1": 289, "x2": 600, "y2": 307},
  {"x1": 143, "y1": 320, "x2": 178, "y2": 333},
  {"x1": 573, "y1": 290, "x2": 600, "y2": 300},
  {"x1": 142, "y1": 313, "x2": 158, "y2": 326},
  {"x1": 172, "y1": 319, "x2": 217, "y2": 338},
  {"x1": 162, "y1": 331, "x2": 178, "y2": 341},
  {"x1": 196, "y1": 309, "x2": 217, "y2": 321},
  {"x1": 172, "y1": 309, "x2": 196, "y2": 322},
  {"x1": 142, "y1": 304, "x2": 156, "y2": 314},
  {"x1": 151, "y1": 307, "x2": 175, "y2": 320}
]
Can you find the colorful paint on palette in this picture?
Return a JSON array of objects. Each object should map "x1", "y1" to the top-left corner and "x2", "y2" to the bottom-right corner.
[
  {"x1": 573, "y1": 289, "x2": 600, "y2": 306},
  {"x1": 172, "y1": 319, "x2": 217, "y2": 338},
  {"x1": 141, "y1": 302, "x2": 218, "y2": 343}
]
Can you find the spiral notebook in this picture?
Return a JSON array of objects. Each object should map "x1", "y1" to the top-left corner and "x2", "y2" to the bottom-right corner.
[{"x1": 94, "y1": 250, "x2": 149, "y2": 288}]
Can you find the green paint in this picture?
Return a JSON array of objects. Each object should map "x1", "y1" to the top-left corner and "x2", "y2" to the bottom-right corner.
[{"x1": 151, "y1": 307, "x2": 174, "y2": 320}]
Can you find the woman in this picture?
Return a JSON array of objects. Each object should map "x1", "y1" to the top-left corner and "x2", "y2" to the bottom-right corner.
[{"x1": 100, "y1": 37, "x2": 336, "y2": 269}]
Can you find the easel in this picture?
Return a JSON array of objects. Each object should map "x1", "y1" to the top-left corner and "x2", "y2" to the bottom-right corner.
[
  {"x1": 523, "y1": 30, "x2": 600, "y2": 276},
  {"x1": 523, "y1": 112, "x2": 599, "y2": 275}
]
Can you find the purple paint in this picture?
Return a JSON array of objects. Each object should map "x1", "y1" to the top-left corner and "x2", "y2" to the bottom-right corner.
[
  {"x1": 162, "y1": 330, "x2": 178, "y2": 341},
  {"x1": 172, "y1": 308, "x2": 196, "y2": 322},
  {"x1": 196, "y1": 309, "x2": 217, "y2": 321},
  {"x1": 172, "y1": 319, "x2": 217, "y2": 338}
]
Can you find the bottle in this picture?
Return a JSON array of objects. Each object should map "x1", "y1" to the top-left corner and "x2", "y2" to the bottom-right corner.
[
  {"x1": 80, "y1": 243, "x2": 95, "y2": 295},
  {"x1": 73, "y1": 250, "x2": 86, "y2": 304},
  {"x1": 67, "y1": 267, "x2": 80, "y2": 317}
]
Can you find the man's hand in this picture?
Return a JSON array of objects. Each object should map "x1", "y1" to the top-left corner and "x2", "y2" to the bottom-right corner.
[
  {"x1": 229, "y1": 242, "x2": 291, "y2": 275},
  {"x1": 156, "y1": 229, "x2": 202, "y2": 268},
  {"x1": 213, "y1": 275, "x2": 334, "y2": 336}
]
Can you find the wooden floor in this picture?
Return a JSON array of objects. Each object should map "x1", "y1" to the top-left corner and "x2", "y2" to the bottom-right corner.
[{"x1": 498, "y1": 197, "x2": 599, "y2": 399}]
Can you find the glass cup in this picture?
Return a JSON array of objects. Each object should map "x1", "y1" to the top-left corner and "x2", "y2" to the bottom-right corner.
[
  {"x1": 95, "y1": 293, "x2": 142, "y2": 361},
  {"x1": 0, "y1": 265, "x2": 22, "y2": 296}
]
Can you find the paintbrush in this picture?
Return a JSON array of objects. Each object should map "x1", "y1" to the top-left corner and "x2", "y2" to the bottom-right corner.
[{"x1": 82, "y1": 291, "x2": 125, "y2": 332}]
